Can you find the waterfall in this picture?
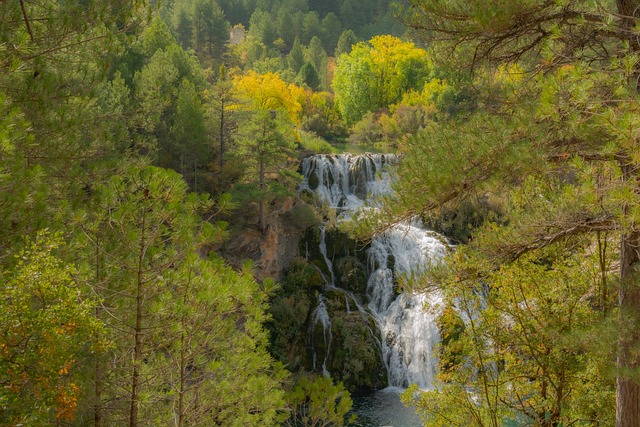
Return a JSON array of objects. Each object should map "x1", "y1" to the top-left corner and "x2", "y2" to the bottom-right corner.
[
  {"x1": 301, "y1": 153, "x2": 447, "y2": 389},
  {"x1": 311, "y1": 295, "x2": 332, "y2": 377},
  {"x1": 367, "y1": 221, "x2": 446, "y2": 388},
  {"x1": 319, "y1": 227, "x2": 336, "y2": 287},
  {"x1": 299, "y1": 153, "x2": 394, "y2": 214}
]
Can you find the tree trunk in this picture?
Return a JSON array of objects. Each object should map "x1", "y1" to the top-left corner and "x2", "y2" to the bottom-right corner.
[
  {"x1": 129, "y1": 212, "x2": 146, "y2": 427},
  {"x1": 94, "y1": 307, "x2": 102, "y2": 427},
  {"x1": 219, "y1": 96, "x2": 225, "y2": 171},
  {"x1": 259, "y1": 156, "x2": 265, "y2": 233},
  {"x1": 178, "y1": 329, "x2": 186, "y2": 427},
  {"x1": 617, "y1": 229, "x2": 640, "y2": 427},
  {"x1": 615, "y1": 2, "x2": 640, "y2": 423},
  {"x1": 616, "y1": 151, "x2": 640, "y2": 426},
  {"x1": 616, "y1": 2, "x2": 640, "y2": 423},
  {"x1": 94, "y1": 242, "x2": 103, "y2": 427}
]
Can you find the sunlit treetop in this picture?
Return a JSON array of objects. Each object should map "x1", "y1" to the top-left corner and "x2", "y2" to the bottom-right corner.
[{"x1": 232, "y1": 71, "x2": 306, "y2": 122}]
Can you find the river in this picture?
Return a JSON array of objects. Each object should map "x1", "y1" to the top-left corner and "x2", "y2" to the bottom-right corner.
[{"x1": 351, "y1": 388, "x2": 422, "y2": 427}]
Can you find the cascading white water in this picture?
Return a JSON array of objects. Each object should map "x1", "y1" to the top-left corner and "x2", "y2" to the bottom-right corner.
[
  {"x1": 367, "y1": 221, "x2": 446, "y2": 388},
  {"x1": 301, "y1": 153, "x2": 447, "y2": 389},
  {"x1": 310, "y1": 295, "x2": 332, "y2": 376},
  {"x1": 319, "y1": 227, "x2": 336, "y2": 286},
  {"x1": 299, "y1": 153, "x2": 393, "y2": 214}
]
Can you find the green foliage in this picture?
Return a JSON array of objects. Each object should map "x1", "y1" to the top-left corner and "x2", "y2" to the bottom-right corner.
[
  {"x1": 404, "y1": 243, "x2": 616, "y2": 427},
  {"x1": 298, "y1": 130, "x2": 338, "y2": 154},
  {"x1": 268, "y1": 258, "x2": 322, "y2": 370},
  {"x1": 0, "y1": 0, "x2": 148, "y2": 254},
  {"x1": 346, "y1": 77, "x2": 468, "y2": 147},
  {"x1": 348, "y1": 112, "x2": 383, "y2": 144},
  {"x1": 302, "y1": 12, "x2": 325, "y2": 45},
  {"x1": 169, "y1": 78, "x2": 209, "y2": 189},
  {"x1": 0, "y1": 92, "x2": 50, "y2": 256},
  {"x1": 233, "y1": 103, "x2": 300, "y2": 231},
  {"x1": 382, "y1": 2, "x2": 640, "y2": 422},
  {"x1": 140, "y1": 18, "x2": 176, "y2": 57},
  {"x1": 305, "y1": 36, "x2": 328, "y2": 86},
  {"x1": 281, "y1": 257, "x2": 326, "y2": 293},
  {"x1": 326, "y1": 306, "x2": 387, "y2": 391},
  {"x1": 288, "y1": 37, "x2": 306, "y2": 73},
  {"x1": 1, "y1": 1, "x2": 315, "y2": 425},
  {"x1": 333, "y1": 35, "x2": 431, "y2": 125},
  {"x1": 424, "y1": 197, "x2": 503, "y2": 244},
  {"x1": 284, "y1": 201, "x2": 324, "y2": 231},
  {"x1": 335, "y1": 29, "x2": 358, "y2": 57},
  {"x1": 131, "y1": 36, "x2": 210, "y2": 183},
  {"x1": 385, "y1": 111, "x2": 542, "y2": 228},
  {"x1": 193, "y1": 0, "x2": 231, "y2": 60},
  {"x1": 284, "y1": 375, "x2": 355, "y2": 427},
  {"x1": 321, "y1": 12, "x2": 343, "y2": 54},
  {"x1": 249, "y1": 9, "x2": 279, "y2": 48},
  {"x1": 0, "y1": 231, "x2": 102, "y2": 424},
  {"x1": 173, "y1": 2, "x2": 194, "y2": 48},
  {"x1": 435, "y1": 305, "x2": 465, "y2": 376},
  {"x1": 217, "y1": 0, "x2": 398, "y2": 43},
  {"x1": 299, "y1": 61, "x2": 321, "y2": 91},
  {"x1": 301, "y1": 91, "x2": 348, "y2": 141}
]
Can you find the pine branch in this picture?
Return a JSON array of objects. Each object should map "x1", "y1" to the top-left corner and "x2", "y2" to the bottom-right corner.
[{"x1": 503, "y1": 214, "x2": 617, "y2": 262}]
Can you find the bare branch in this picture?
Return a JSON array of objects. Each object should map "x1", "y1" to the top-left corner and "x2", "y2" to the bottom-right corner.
[{"x1": 19, "y1": 0, "x2": 34, "y2": 42}]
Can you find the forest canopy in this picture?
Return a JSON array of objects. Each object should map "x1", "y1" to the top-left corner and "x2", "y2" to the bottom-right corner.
[{"x1": 3, "y1": 0, "x2": 639, "y2": 426}]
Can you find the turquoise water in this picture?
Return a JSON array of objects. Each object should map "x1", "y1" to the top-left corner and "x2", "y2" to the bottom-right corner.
[{"x1": 350, "y1": 388, "x2": 422, "y2": 427}]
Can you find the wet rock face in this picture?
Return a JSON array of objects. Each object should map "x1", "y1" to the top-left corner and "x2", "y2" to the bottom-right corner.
[
  {"x1": 298, "y1": 227, "x2": 387, "y2": 391},
  {"x1": 319, "y1": 290, "x2": 388, "y2": 391},
  {"x1": 268, "y1": 258, "x2": 388, "y2": 393},
  {"x1": 334, "y1": 256, "x2": 368, "y2": 295}
]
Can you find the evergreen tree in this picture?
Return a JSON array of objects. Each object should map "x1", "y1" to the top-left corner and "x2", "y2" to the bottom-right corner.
[
  {"x1": 173, "y1": 2, "x2": 194, "y2": 49},
  {"x1": 277, "y1": 8, "x2": 298, "y2": 49},
  {"x1": 194, "y1": 0, "x2": 230, "y2": 60},
  {"x1": 208, "y1": 65, "x2": 238, "y2": 190},
  {"x1": 302, "y1": 11, "x2": 325, "y2": 45},
  {"x1": 248, "y1": 9, "x2": 278, "y2": 48},
  {"x1": 171, "y1": 79, "x2": 210, "y2": 191},
  {"x1": 305, "y1": 36, "x2": 327, "y2": 74},
  {"x1": 236, "y1": 111, "x2": 297, "y2": 232},
  {"x1": 335, "y1": 29, "x2": 357, "y2": 57},
  {"x1": 321, "y1": 12, "x2": 343, "y2": 54},
  {"x1": 0, "y1": 0, "x2": 146, "y2": 256},
  {"x1": 287, "y1": 37, "x2": 306, "y2": 74},
  {"x1": 298, "y1": 61, "x2": 321, "y2": 91}
]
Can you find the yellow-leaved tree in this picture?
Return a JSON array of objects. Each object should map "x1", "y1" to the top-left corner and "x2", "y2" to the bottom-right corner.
[
  {"x1": 333, "y1": 35, "x2": 432, "y2": 125},
  {"x1": 233, "y1": 71, "x2": 305, "y2": 123}
]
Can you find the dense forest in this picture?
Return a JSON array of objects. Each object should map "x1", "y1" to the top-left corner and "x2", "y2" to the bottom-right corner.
[{"x1": 2, "y1": 0, "x2": 640, "y2": 426}]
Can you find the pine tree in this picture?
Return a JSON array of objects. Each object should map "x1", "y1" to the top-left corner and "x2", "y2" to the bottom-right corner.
[{"x1": 236, "y1": 111, "x2": 297, "y2": 233}]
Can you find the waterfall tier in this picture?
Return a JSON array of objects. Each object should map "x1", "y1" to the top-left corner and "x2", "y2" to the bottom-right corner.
[{"x1": 299, "y1": 153, "x2": 395, "y2": 212}]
